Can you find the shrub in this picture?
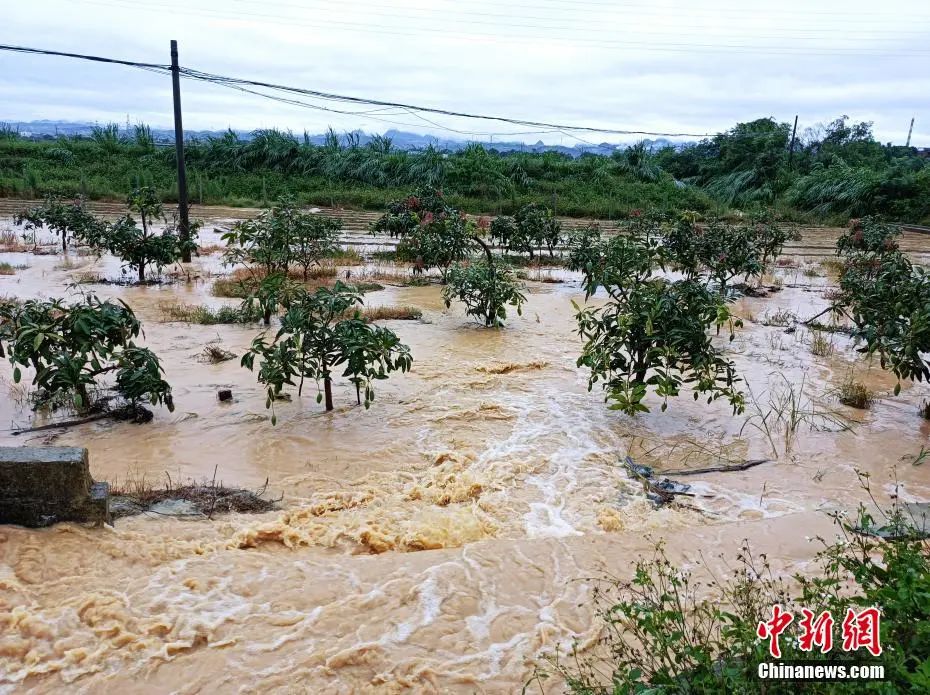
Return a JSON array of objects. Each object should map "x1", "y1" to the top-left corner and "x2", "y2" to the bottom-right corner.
[
  {"x1": 542, "y1": 494, "x2": 930, "y2": 693},
  {"x1": 372, "y1": 187, "x2": 476, "y2": 280},
  {"x1": 242, "y1": 282, "x2": 412, "y2": 416},
  {"x1": 101, "y1": 187, "x2": 195, "y2": 282},
  {"x1": 14, "y1": 194, "x2": 105, "y2": 252},
  {"x1": 0, "y1": 295, "x2": 173, "y2": 413},
  {"x1": 442, "y1": 260, "x2": 526, "y2": 327},
  {"x1": 570, "y1": 216, "x2": 744, "y2": 415},
  {"x1": 809, "y1": 330, "x2": 834, "y2": 357}
]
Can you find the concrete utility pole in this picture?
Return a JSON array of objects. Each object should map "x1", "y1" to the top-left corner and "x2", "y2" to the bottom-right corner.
[
  {"x1": 906, "y1": 117, "x2": 915, "y2": 147},
  {"x1": 170, "y1": 40, "x2": 191, "y2": 262}
]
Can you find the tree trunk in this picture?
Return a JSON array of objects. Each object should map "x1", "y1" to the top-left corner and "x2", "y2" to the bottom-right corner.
[
  {"x1": 62, "y1": 234, "x2": 67, "y2": 252},
  {"x1": 138, "y1": 264, "x2": 145, "y2": 283},
  {"x1": 263, "y1": 308, "x2": 271, "y2": 326},
  {"x1": 324, "y1": 377, "x2": 334, "y2": 411}
]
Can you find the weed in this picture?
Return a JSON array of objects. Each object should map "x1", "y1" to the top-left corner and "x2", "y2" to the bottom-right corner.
[
  {"x1": 73, "y1": 271, "x2": 107, "y2": 284},
  {"x1": 809, "y1": 330, "x2": 834, "y2": 357},
  {"x1": 820, "y1": 258, "x2": 846, "y2": 275},
  {"x1": 802, "y1": 264, "x2": 823, "y2": 277},
  {"x1": 160, "y1": 301, "x2": 263, "y2": 324},
  {"x1": 0, "y1": 262, "x2": 28, "y2": 275},
  {"x1": 108, "y1": 469, "x2": 277, "y2": 519},
  {"x1": 741, "y1": 374, "x2": 850, "y2": 457},
  {"x1": 356, "y1": 305, "x2": 422, "y2": 321},
  {"x1": 538, "y1": 487, "x2": 930, "y2": 694},
  {"x1": 760, "y1": 308, "x2": 796, "y2": 327},
  {"x1": 0, "y1": 229, "x2": 28, "y2": 251},
  {"x1": 837, "y1": 375, "x2": 874, "y2": 409},
  {"x1": 326, "y1": 247, "x2": 365, "y2": 265},
  {"x1": 200, "y1": 340, "x2": 236, "y2": 363}
]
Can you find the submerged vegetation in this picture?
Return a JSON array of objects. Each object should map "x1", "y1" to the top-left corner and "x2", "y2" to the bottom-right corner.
[
  {"x1": 3, "y1": 116, "x2": 928, "y2": 222},
  {"x1": 0, "y1": 294, "x2": 174, "y2": 413}
]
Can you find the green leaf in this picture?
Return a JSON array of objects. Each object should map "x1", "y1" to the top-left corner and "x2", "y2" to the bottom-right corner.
[{"x1": 13, "y1": 367, "x2": 21, "y2": 383}]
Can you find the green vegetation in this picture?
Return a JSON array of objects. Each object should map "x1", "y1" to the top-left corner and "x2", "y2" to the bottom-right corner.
[
  {"x1": 159, "y1": 301, "x2": 264, "y2": 324},
  {"x1": 14, "y1": 194, "x2": 103, "y2": 252},
  {"x1": 838, "y1": 374, "x2": 874, "y2": 409},
  {"x1": 569, "y1": 211, "x2": 779, "y2": 415},
  {"x1": 372, "y1": 187, "x2": 474, "y2": 279},
  {"x1": 103, "y1": 188, "x2": 196, "y2": 282},
  {"x1": 5, "y1": 117, "x2": 926, "y2": 221},
  {"x1": 443, "y1": 260, "x2": 526, "y2": 327},
  {"x1": 221, "y1": 197, "x2": 342, "y2": 323},
  {"x1": 0, "y1": 294, "x2": 173, "y2": 413},
  {"x1": 16, "y1": 188, "x2": 195, "y2": 282},
  {"x1": 543, "y1": 493, "x2": 930, "y2": 693},
  {"x1": 241, "y1": 281, "x2": 412, "y2": 416},
  {"x1": 829, "y1": 217, "x2": 930, "y2": 390}
]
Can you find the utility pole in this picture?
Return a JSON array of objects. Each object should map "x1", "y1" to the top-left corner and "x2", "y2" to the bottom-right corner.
[
  {"x1": 170, "y1": 39, "x2": 191, "y2": 262},
  {"x1": 788, "y1": 114, "x2": 799, "y2": 167},
  {"x1": 905, "y1": 117, "x2": 915, "y2": 147}
]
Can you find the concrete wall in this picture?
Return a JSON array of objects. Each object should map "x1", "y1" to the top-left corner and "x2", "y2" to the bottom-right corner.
[{"x1": 0, "y1": 447, "x2": 109, "y2": 527}]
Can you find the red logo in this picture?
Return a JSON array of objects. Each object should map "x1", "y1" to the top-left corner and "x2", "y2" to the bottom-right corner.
[
  {"x1": 757, "y1": 604, "x2": 794, "y2": 658},
  {"x1": 841, "y1": 607, "x2": 883, "y2": 657},
  {"x1": 757, "y1": 606, "x2": 882, "y2": 657}
]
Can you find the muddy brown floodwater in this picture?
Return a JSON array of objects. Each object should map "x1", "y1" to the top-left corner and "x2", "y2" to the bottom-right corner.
[{"x1": 1, "y1": 212, "x2": 929, "y2": 693}]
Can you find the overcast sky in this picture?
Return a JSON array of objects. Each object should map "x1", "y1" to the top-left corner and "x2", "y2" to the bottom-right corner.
[{"x1": 2, "y1": 0, "x2": 929, "y2": 145}]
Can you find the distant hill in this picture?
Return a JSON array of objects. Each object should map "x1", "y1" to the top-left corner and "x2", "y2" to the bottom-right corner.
[{"x1": 4, "y1": 120, "x2": 691, "y2": 157}]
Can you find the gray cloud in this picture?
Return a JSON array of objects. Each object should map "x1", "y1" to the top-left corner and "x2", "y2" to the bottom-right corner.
[{"x1": 2, "y1": 0, "x2": 928, "y2": 144}]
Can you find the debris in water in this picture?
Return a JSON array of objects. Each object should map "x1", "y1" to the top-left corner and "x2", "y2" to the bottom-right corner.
[{"x1": 622, "y1": 456, "x2": 692, "y2": 507}]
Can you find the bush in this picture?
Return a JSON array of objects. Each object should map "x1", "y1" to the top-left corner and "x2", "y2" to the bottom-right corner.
[
  {"x1": 442, "y1": 259, "x2": 526, "y2": 327},
  {"x1": 242, "y1": 281, "x2": 412, "y2": 416},
  {"x1": 0, "y1": 295, "x2": 173, "y2": 413},
  {"x1": 542, "y1": 493, "x2": 930, "y2": 693}
]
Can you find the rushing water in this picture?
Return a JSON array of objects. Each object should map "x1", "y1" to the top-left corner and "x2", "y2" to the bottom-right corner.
[{"x1": 1, "y1": 213, "x2": 929, "y2": 693}]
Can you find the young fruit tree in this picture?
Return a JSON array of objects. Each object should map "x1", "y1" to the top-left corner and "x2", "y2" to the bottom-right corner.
[
  {"x1": 102, "y1": 187, "x2": 196, "y2": 283},
  {"x1": 14, "y1": 194, "x2": 105, "y2": 252},
  {"x1": 0, "y1": 295, "x2": 174, "y2": 415},
  {"x1": 222, "y1": 195, "x2": 341, "y2": 280},
  {"x1": 830, "y1": 217, "x2": 930, "y2": 392},
  {"x1": 489, "y1": 203, "x2": 562, "y2": 258},
  {"x1": 372, "y1": 187, "x2": 474, "y2": 280},
  {"x1": 569, "y1": 214, "x2": 744, "y2": 415},
  {"x1": 241, "y1": 282, "x2": 412, "y2": 418},
  {"x1": 442, "y1": 258, "x2": 526, "y2": 327},
  {"x1": 663, "y1": 215, "x2": 767, "y2": 295}
]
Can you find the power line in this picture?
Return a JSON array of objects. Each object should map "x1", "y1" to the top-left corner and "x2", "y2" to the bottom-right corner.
[
  {"x1": 0, "y1": 41, "x2": 716, "y2": 138},
  {"x1": 0, "y1": 44, "x2": 170, "y2": 72},
  {"x1": 178, "y1": 66, "x2": 713, "y2": 137},
  {"x1": 216, "y1": 0, "x2": 930, "y2": 36},
  {"x1": 74, "y1": 0, "x2": 930, "y2": 56}
]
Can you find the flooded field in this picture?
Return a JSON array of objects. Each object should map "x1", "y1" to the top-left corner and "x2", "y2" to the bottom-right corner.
[{"x1": 1, "y1": 210, "x2": 929, "y2": 693}]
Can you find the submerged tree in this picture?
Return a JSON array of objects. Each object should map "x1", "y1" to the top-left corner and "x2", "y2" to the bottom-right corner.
[
  {"x1": 830, "y1": 217, "x2": 930, "y2": 390},
  {"x1": 222, "y1": 195, "x2": 341, "y2": 280},
  {"x1": 442, "y1": 258, "x2": 526, "y2": 327},
  {"x1": 102, "y1": 188, "x2": 194, "y2": 282},
  {"x1": 372, "y1": 187, "x2": 474, "y2": 280},
  {"x1": 0, "y1": 295, "x2": 173, "y2": 415},
  {"x1": 14, "y1": 194, "x2": 104, "y2": 252},
  {"x1": 489, "y1": 203, "x2": 562, "y2": 258},
  {"x1": 570, "y1": 214, "x2": 744, "y2": 415},
  {"x1": 242, "y1": 282, "x2": 412, "y2": 417}
]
